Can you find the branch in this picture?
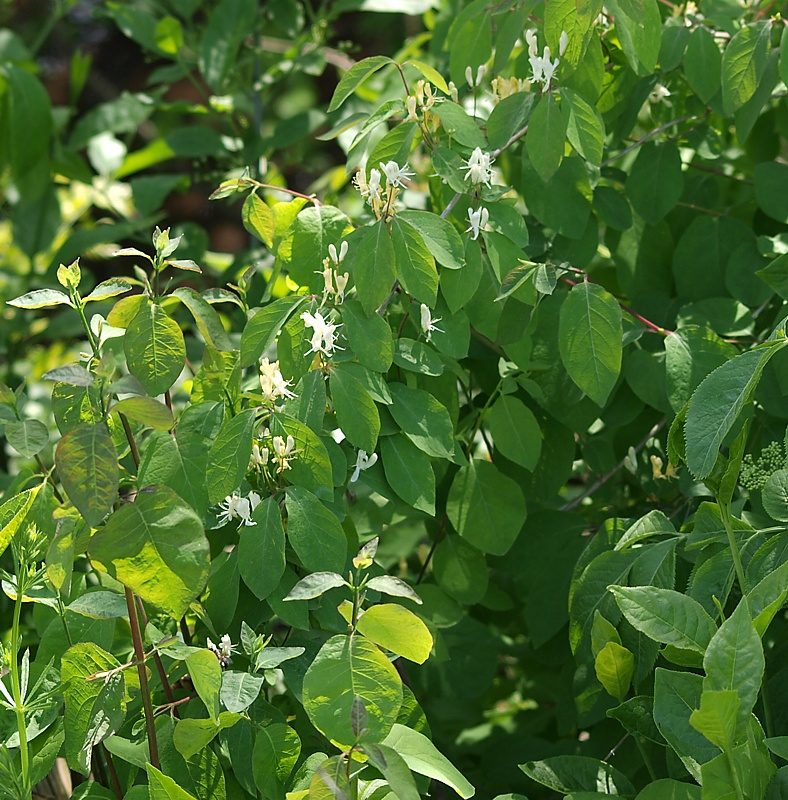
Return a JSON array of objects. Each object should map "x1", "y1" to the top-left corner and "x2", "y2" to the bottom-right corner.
[{"x1": 600, "y1": 113, "x2": 696, "y2": 168}]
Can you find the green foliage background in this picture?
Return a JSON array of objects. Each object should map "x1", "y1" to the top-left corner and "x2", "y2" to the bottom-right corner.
[{"x1": 2, "y1": 1, "x2": 788, "y2": 799}]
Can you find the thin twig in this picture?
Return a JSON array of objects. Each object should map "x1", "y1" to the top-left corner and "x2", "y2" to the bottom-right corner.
[
  {"x1": 560, "y1": 419, "x2": 667, "y2": 511},
  {"x1": 600, "y1": 113, "x2": 696, "y2": 168},
  {"x1": 119, "y1": 413, "x2": 141, "y2": 470},
  {"x1": 417, "y1": 518, "x2": 446, "y2": 584}
]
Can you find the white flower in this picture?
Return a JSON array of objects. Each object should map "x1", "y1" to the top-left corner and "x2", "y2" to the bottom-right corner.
[
  {"x1": 559, "y1": 30, "x2": 569, "y2": 57},
  {"x1": 406, "y1": 94, "x2": 419, "y2": 121},
  {"x1": 334, "y1": 272, "x2": 349, "y2": 303},
  {"x1": 466, "y1": 206, "x2": 489, "y2": 241},
  {"x1": 272, "y1": 434, "x2": 297, "y2": 473},
  {"x1": 419, "y1": 303, "x2": 443, "y2": 342},
  {"x1": 301, "y1": 310, "x2": 342, "y2": 357},
  {"x1": 250, "y1": 443, "x2": 269, "y2": 469},
  {"x1": 216, "y1": 492, "x2": 255, "y2": 526},
  {"x1": 525, "y1": 29, "x2": 538, "y2": 58},
  {"x1": 361, "y1": 167, "x2": 382, "y2": 203},
  {"x1": 448, "y1": 81, "x2": 459, "y2": 103},
  {"x1": 248, "y1": 490, "x2": 262, "y2": 512},
  {"x1": 461, "y1": 147, "x2": 494, "y2": 188},
  {"x1": 350, "y1": 450, "x2": 378, "y2": 483},
  {"x1": 328, "y1": 241, "x2": 348, "y2": 264},
  {"x1": 380, "y1": 160, "x2": 414, "y2": 188},
  {"x1": 207, "y1": 634, "x2": 236, "y2": 668},
  {"x1": 540, "y1": 48, "x2": 560, "y2": 91},
  {"x1": 259, "y1": 358, "x2": 296, "y2": 402}
]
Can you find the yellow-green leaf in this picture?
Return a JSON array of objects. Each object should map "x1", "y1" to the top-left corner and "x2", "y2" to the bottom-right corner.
[{"x1": 357, "y1": 604, "x2": 434, "y2": 664}]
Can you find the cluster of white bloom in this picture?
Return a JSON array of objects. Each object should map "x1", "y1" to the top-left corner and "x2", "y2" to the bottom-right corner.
[
  {"x1": 490, "y1": 76, "x2": 530, "y2": 103},
  {"x1": 461, "y1": 147, "x2": 495, "y2": 188},
  {"x1": 301, "y1": 310, "x2": 342, "y2": 358},
  {"x1": 419, "y1": 303, "x2": 443, "y2": 342},
  {"x1": 467, "y1": 206, "x2": 489, "y2": 240},
  {"x1": 207, "y1": 634, "x2": 236, "y2": 668},
  {"x1": 272, "y1": 434, "x2": 298, "y2": 473},
  {"x1": 216, "y1": 490, "x2": 262, "y2": 527},
  {"x1": 259, "y1": 357, "x2": 296, "y2": 403},
  {"x1": 249, "y1": 442, "x2": 269, "y2": 470},
  {"x1": 319, "y1": 241, "x2": 350, "y2": 306},
  {"x1": 350, "y1": 450, "x2": 378, "y2": 483},
  {"x1": 406, "y1": 80, "x2": 439, "y2": 121},
  {"x1": 526, "y1": 29, "x2": 568, "y2": 92},
  {"x1": 354, "y1": 160, "x2": 414, "y2": 220}
]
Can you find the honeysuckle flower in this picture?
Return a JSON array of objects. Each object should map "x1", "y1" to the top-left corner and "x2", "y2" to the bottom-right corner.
[
  {"x1": 406, "y1": 94, "x2": 419, "y2": 121},
  {"x1": 272, "y1": 434, "x2": 297, "y2": 473},
  {"x1": 461, "y1": 147, "x2": 495, "y2": 188},
  {"x1": 328, "y1": 241, "x2": 348, "y2": 264},
  {"x1": 319, "y1": 263, "x2": 334, "y2": 304},
  {"x1": 381, "y1": 160, "x2": 414, "y2": 188},
  {"x1": 525, "y1": 29, "x2": 538, "y2": 58},
  {"x1": 350, "y1": 449, "x2": 378, "y2": 483},
  {"x1": 540, "y1": 48, "x2": 560, "y2": 91},
  {"x1": 466, "y1": 206, "x2": 489, "y2": 240},
  {"x1": 559, "y1": 30, "x2": 569, "y2": 57},
  {"x1": 420, "y1": 303, "x2": 443, "y2": 342},
  {"x1": 250, "y1": 442, "x2": 269, "y2": 469},
  {"x1": 448, "y1": 81, "x2": 459, "y2": 103},
  {"x1": 259, "y1": 358, "x2": 296, "y2": 402},
  {"x1": 207, "y1": 634, "x2": 237, "y2": 668},
  {"x1": 217, "y1": 492, "x2": 256, "y2": 526},
  {"x1": 301, "y1": 310, "x2": 342, "y2": 356},
  {"x1": 334, "y1": 272, "x2": 349, "y2": 303}
]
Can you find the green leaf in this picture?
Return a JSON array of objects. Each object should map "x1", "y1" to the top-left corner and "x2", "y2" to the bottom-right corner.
[
  {"x1": 5, "y1": 418, "x2": 48, "y2": 457},
  {"x1": 380, "y1": 433, "x2": 435, "y2": 515},
  {"x1": 391, "y1": 218, "x2": 438, "y2": 307},
  {"x1": 685, "y1": 344, "x2": 783, "y2": 480},
  {"x1": 626, "y1": 142, "x2": 683, "y2": 225},
  {"x1": 242, "y1": 192, "x2": 275, "y2": 248},
  {"x1": 173, "y1": 712, "x2": 240, "y2": 760},
  {"x1": 526, "y1": 94, "x2": 565, "y2": 183},
  {"x1": 0, "y1": 486, "x2": 40, "y2": 558},
  {"x1": 607, "y1": 696, "x2": 665, "y2": 745},
  {"x1": 634, "y1": 779, "x2": 700, "y2": 799},
  {"x1": 197, "y1": 0, "x2": 256, "y2": 90},
  {"x1": 486, "y1": 93, "x2": 534, "y2": 152},
  {"x1": 146, "y1": 764, "x2": 199, "y2": 800},
  {"x1": 220, "y1": 672, "x2": 264, "y2": 714},
  {"x1": 652, "y1": 669, "x2": 720, "y2": 782},
  {"x1": 362, "y1": 743, "x2": 420, "y2": 800},
  {"x1": 171, "y1": 287, "x2": 233, "y2": 352},
  {"x1": 685, "y1": 26, "x2": 722, "y2": 103},
  {"x1": 302, "y1": 634, "x2": 402, "y2": 748},
  {"x1": 544, "y1": 0, "x2": 603, "y2": 70},
  {"x1": 393, "y1": 339, "x2": 443, "y2": 377},
  {"x1": 357, "y1": 604, "x2": 433, "y2": 664},
  {"x1": 520, "y1": 756, "x2": 634, "y2": 796},
  {"x1": 755, "y1": 161, "x2": 788, "y2": 224},
  {"x1": 340, "y1": 300, "x2": 394, "y2": 372},
  {"x1": 448, "y1": 12, "x2": 492, "y2": 86},
  {"x1": 284, "y1": 571, "x2": 346, "y2": 601},
  {"x1": 238, "y1": 496, "x2": 286, "y2": 600},
  {"x1": 763, "y1": 469, "x2": 788, "y2": 522},
  {"x1": 82, "y1": 279, "x2": 133, "y2": 303},
  {"x1": 690, "y1": 690, "x2": 740, "y2": 751},
  {"x1": 432, "y1": 535, "x2": 488, "y2": 605},
  {"x1": 240, "y1": 296, "x2": 305, "y2": 367},
  {"x1": 124, "y1": 300, "x2": 185, "y2": 396},
  {"x1": 185, "y1": 648, "x2": 222, "y2": 723},
  {"x1": 488, "y1": 395, "x2": 542, "y2": 470},
  {"x1": 365, "y1": 575, "x2": 422, "y2": 604},
  {"x1": 285, "y1": 486, "x2": 347, "y2": 574},
  {"x1": 703, "y1": 598, "x2": 763, "y2": 737},
  {"x1": 67, "y1": 591, "x2": 128, "y2": 619},
  {"x1": 89, "y1": 486, "x2": 209, "y2": 619},
  {"x1": 62, "y1": 643, "x2": 125, "y2": 775},
  {"x1": 608, "y1": 0, "x2": 661, "y2": 75},
  {"x1": 433, "y1": 102, "x2": 486, "y2": 150},
  {"x1": 609, "y1": 585, "x2": 717, "y2": 653},
  {"x1": 398, "y1": 210, "x2": 464, "y2": 270},
  {"x1": 558, "y1": 282, "x2": 623, "y2": 407},
  {"x1": 8, "y1": 288, "x2": 73, "y2": 309},
  {"x1": 55, "y1": 422, "x2": 118, "y2": 528},
  {"x1": 722, "y1": 21, "x2": 771, "y2": 116},
  {"x1": 388, "y1": 383, "x2": 454, "y2": 459},
  {"x1": 206, "y1": 408, "x2": 256, "y2": 504},
  {"x1": 42, "y1": 365, "x2": 96, "y2": 387},
  {"x1": 447, "y1": 459, "x2": 527, "y2": 556},
  {"x1": 594, "y1": 641, "x2": 634, "y2": 701},
  {"x1": 270, "y1": 413, "x2": 333, "y2": 493},
  {"x1": 330, "y1": 366, "x2": 380, "y2": 453},
  {"x1": 253, "y1": 723, "x2": 301, "y2": 798},
  {"x1": 561, "y1": 89, "x2": 604, "y2": 166},
  {"x1": 112, "y1": 396, "x2": 173, "y2": 431},
  {"x1": 328, "y1": 56, "x2": 392, "y2": 112},
  {"x1": 405, "y1": 58, "x2": 449, "y2": 94},
  {"x1": 382, "y1": 723, "x2": 475, "y2": 799},
  {"x1": 353, "y1": 221, "x2": 396, "y2": 315},
  {"x1": 747, "y1": 560, "x2": 788, "y2": 636},
  {"x1": 309, "y1": 755, "x2": 350, "y2": 800}
]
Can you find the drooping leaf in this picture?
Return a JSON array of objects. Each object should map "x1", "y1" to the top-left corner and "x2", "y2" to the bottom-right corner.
[
  {"x1": 238, "y1": 496, "x2": 286, "y2": 601},
  {"x1": 206, "y1": 408, "x2": 255, "y2": 504},
  {"x1": 285, "y1": 486, "x2": 347, "y2": 574},
  {"x1": 328, "y1": 56, "x2": 392, "y2": 112}
]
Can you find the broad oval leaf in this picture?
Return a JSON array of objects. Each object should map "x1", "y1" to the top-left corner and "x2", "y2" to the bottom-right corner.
[
  {"x1": 253, "y1": 723, "x2": 301, "y2": 798},
  {"x1": 488, "y1": 395, "x2": 541, "y2": 470},
  {"x1": 206, "y1": 408, "x2": 255, "y2": 504},
  {"x1": 302, "y1": 634, "x2": 403, "y2": 748},
  {"x1": 328, "y1": 56, "x2": 392, "y2": 112},
  {"x1": 89, "y1": 486, "x2": 210, "y2": 619},
  {"x1": 240, "y1": 295, "x2": 305, "y2": 367},
  {"x1": 356, "y1": 604, "x2": 433, "y2": 664},
  {"x1": 330, "y1": 366, "x2": 379, "y2": 453},
  {"x1": 285, "y1": 486, "x2": 347, "y2": 574},
  {"x1": 238, "y1": 496, "x2": 286, "y2": 600}
]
